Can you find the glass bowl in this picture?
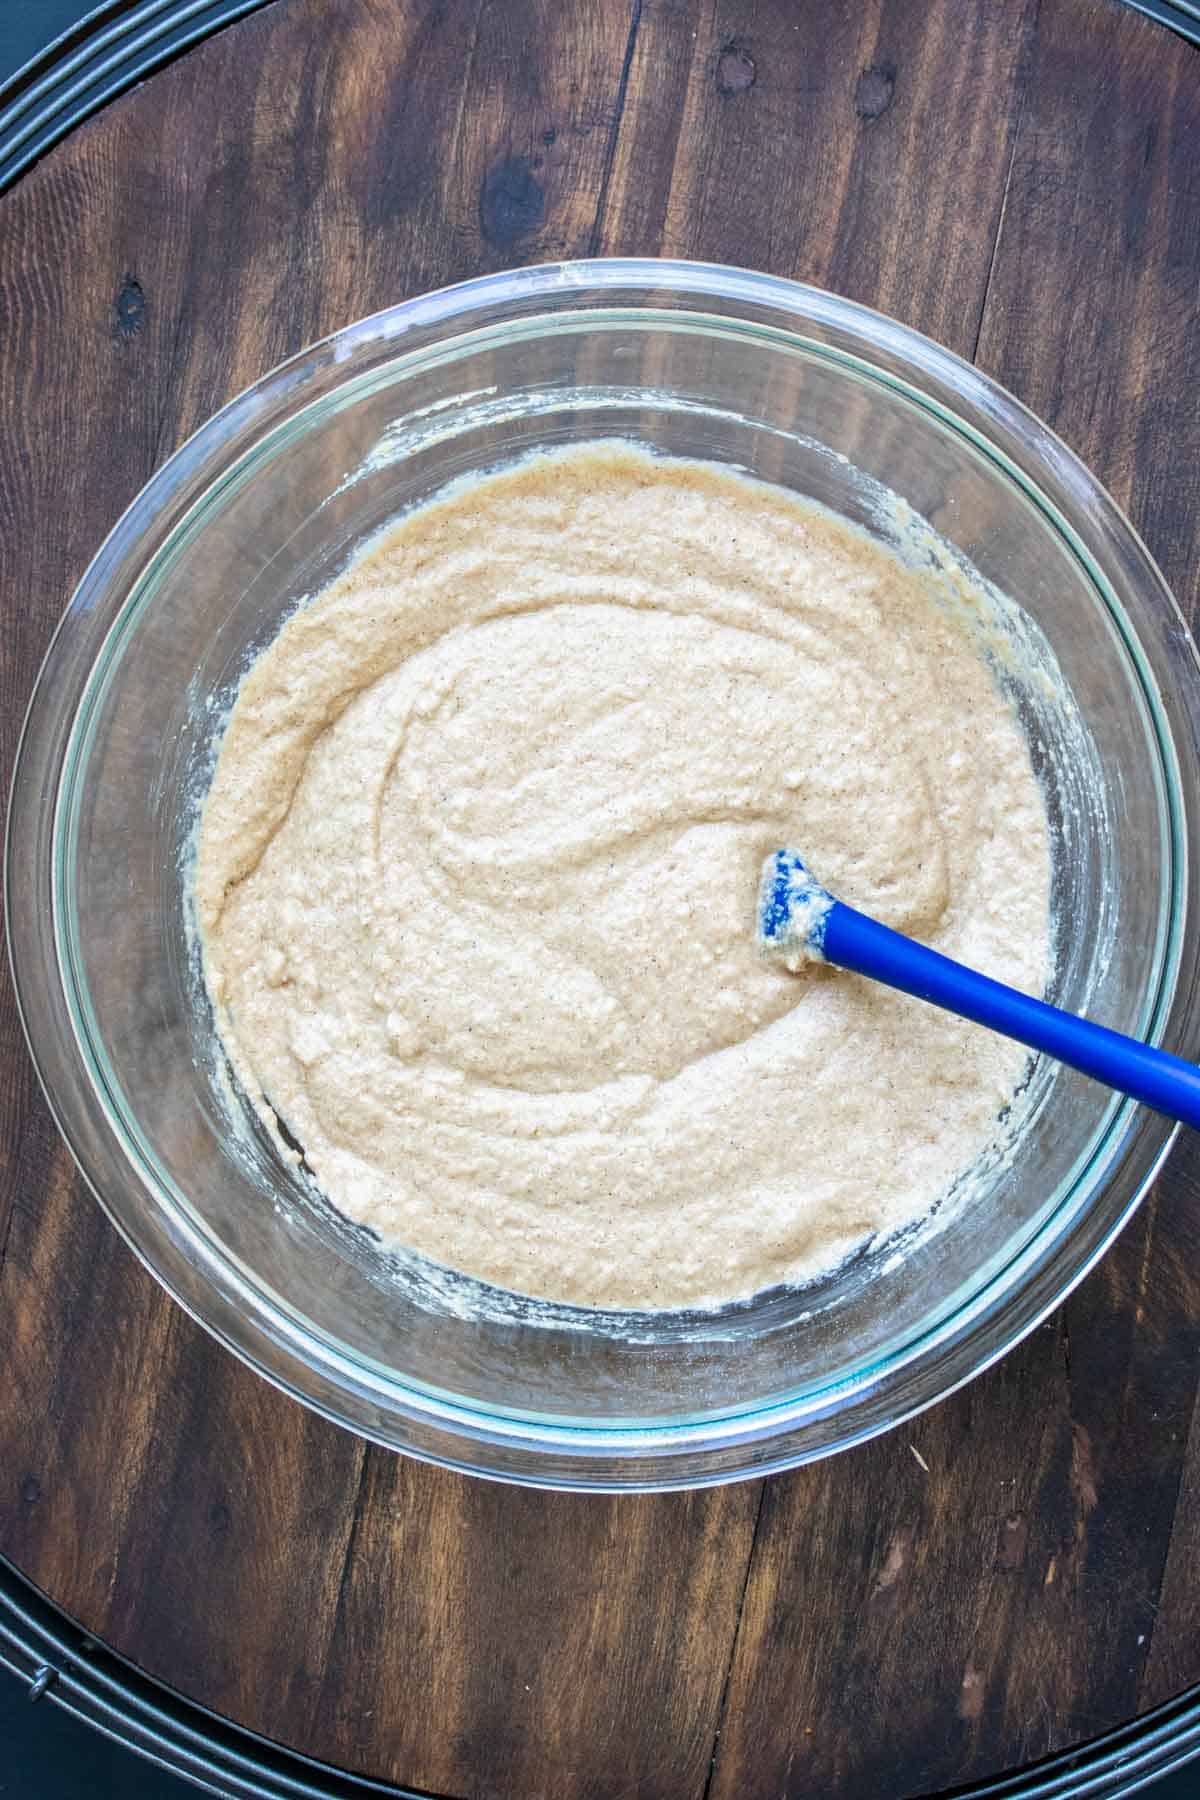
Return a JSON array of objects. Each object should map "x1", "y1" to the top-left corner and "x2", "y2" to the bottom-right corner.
[{"x1": 9, "y1": 260, "x2": 1200, "y2": 1490}]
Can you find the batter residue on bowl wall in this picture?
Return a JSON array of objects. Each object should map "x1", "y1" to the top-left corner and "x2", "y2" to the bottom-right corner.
[{"x1": 194, "y1": 443, "x2": 1050, "y2": 1310}]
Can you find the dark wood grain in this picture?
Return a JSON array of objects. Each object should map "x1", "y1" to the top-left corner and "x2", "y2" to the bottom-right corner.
[
  {"x1": 0, "y1": 6, "x2": 759, "y2": 1797},
  {"x1": 1145, "y1": 1373, "x2": 1200, "y2": 1710},
  {"x1": 598, "y1": 0, "x2": 1040, "y2": 359},
  {"x1": 702, "y1": 3, "x2": 1200, "y2": 1794},
  {"x1": 2, "y1": 0, "x2": 1199, "y2": 1796},
  {"x1": 979, "y1": 0, "x2": 1200, "y2": 1743},
  {"x1": 310, "y1": 1454, "x2": 759, "y2": 1798},
  {"x1": 965, "y1": 0, "x2": 1200, "y2": 1735}
]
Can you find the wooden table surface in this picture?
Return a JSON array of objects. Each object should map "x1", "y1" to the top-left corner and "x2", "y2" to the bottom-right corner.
[{"x1": 2, "y1": 1, "x2": 1200, "y2": 1795}]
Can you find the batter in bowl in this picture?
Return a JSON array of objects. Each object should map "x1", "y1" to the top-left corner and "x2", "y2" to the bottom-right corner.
[{"x1": 195, "y1": 444, "x2": 1051, "y2": 1310}]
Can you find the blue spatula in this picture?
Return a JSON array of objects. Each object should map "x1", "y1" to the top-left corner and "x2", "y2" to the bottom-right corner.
[{"x1": 757, "y1": 849, "x2": 1200, "y2": 1129}]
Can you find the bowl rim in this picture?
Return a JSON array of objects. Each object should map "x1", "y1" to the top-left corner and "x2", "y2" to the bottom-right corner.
[{"x1": 8, "y1": 257, "x2": 1200, "y2": 1489}]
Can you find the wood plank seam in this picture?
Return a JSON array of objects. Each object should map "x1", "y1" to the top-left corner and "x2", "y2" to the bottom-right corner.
[
  {"x1": 0, "y1": 1186, "x2": 15, "y2": 1286},
  {"x1": 315, "y1": 1436, "x2": 372, "y2": 1721},
  {"x1": 970, "y1": 0, "x2": 1043, "y2": 363},
  {"x1": 150, "y1": 278, "x2": 194, "y2": 468},
  {"x1": 587, "y1": 0, "x2": 643, "y2": 257},
  {"x1": 701, "y1": 1480, "x2": 768, "y2": 1800}
]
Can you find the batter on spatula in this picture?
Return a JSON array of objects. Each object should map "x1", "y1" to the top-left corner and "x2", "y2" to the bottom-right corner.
[{"x1": 195, "y1": 443, "x2": 1050, "y2": 1310}]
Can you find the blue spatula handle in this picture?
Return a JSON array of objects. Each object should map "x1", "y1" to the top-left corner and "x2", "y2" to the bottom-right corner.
[{"x1": 821, "y1": 896, "x2": 1200, "y2": 1129}]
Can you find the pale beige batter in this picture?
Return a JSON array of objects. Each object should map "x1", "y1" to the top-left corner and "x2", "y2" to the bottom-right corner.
[{"x1": 195, "y1": 444, "x2": 1050, "y2": 1311}]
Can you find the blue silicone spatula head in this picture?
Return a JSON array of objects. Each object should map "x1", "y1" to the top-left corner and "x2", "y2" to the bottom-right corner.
[{"x1": 757, "y1": 848, "x2": 1200, "y2": 1129}]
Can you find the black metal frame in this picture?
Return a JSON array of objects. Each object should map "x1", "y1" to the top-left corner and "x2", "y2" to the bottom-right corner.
[
  {"x1": 0, "y1": 0, "x2": 274, "y2": 193},
  {"x1": 1124, "y1": 0, "x2": 1200, "y2": 41},
  {"x1": 0, "y1": 1554, "x2": 420, "y2": 1799}
]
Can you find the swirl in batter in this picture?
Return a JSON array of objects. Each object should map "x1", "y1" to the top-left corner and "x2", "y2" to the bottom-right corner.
[{"x1": 195, "y1": 444, "x2": 1050, "y2": 1310}]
